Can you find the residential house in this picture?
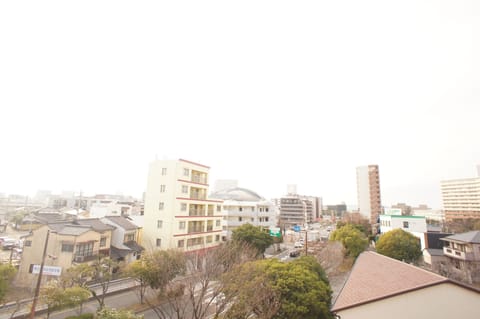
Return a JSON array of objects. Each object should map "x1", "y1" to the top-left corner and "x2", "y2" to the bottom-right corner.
[
  {"x1": 440, "y1": 231, "x2": 480, "y2": 284},
  {"x1": 101, "y1": 216, "x2": 144, "y2": 263},
  {"x1": 332, "y1": 251, "x2": 480, "y2": 319},
  {"x1": 15, "y1": 222, "x2": 113, "y2": 287}
]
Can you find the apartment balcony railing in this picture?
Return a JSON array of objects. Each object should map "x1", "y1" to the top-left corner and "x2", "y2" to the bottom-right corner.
[
  {"x1": 191, "y1": 175, "x2": 207, "y2": 184},
  {"x1": 189, "y1": 209, "x2": 206, "y2": 216},
  {"x1": 188, "y1": 227, "x2": 204, "y2": 234},
  {"x1": 444, "y1": 247, "x2": 476, "y2": 261},
  {"x1": 190, "y1": 193, "x2": 206, "y2": 200}
]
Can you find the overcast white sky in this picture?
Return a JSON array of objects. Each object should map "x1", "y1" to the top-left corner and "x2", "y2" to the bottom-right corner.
[{"x1": 1, "y1": 1, "x2": 479, "y2": 209}]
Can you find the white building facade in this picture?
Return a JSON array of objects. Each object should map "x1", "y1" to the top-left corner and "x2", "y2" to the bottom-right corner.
[
  {"x1": 209, "y1": 187, "x2": 277, "y2": 240},
  {"x1": 143, "y1": 159, "x2": 223, "y2": 252},
  {"x1": 379, "y1": 215, "x2": 427, "y2": 249}
]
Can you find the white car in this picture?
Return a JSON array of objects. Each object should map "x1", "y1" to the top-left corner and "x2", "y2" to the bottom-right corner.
[{"x1": 294, "y1": 242, "x2": 304, "y2": 248}]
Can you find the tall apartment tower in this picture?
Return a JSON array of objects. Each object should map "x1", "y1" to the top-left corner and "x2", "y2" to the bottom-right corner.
[
  {"x1": 356, "y1": 165, "x2": 382, "y2": 224},
  {"x1": 143, "y1": 159, "x2": 223, "y2": 252},
  {"x1": 441, "y1": 177, "x2": 480, "y2": 221}
]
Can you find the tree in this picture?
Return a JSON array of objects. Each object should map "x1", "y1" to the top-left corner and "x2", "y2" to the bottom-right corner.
[
  {"x1": 41, "y1": 281, "x2": 90, "y2": 319},
  {"x1": 376, "y1": 229, "x2": 422, "y2": 263},
  {"x1": 0, "y1": 263, "x2": 16, "y2": 304},
  {"x1": 89, "y1": 257, "x2": 119, "y2": 309},
  {"x1": 144, "y1": 242, "x2": 258, "y2": 319},
  {"x1": 222, "y1": 257, "x2": 333, "y2": 319},
  {"x1": 96, "y1": 308, "x2": 143, "y2": 319},
  {"x1": 126, "y1": 249, "x2": 186, "y2": 306},
  {"x1": 232, "y1": 223, "x2": 274, "y2": 256},
  {"x1": 330, "y1": 224, "x2": 368, "y2": 258}
]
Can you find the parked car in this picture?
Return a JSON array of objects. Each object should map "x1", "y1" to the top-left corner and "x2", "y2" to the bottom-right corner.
[
  {"x1": 2, "y1": 238, "x2": 16, "y2": 250},
  {"x1": 289, "y1": 250, "x2": 301, "y2": 258},
  {"x1": 294, "y1": 241, "x2": 304, "y2": 248}
]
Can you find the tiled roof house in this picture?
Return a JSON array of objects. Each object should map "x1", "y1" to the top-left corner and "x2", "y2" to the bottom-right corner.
[{"x1": 332, "y1": 251, "x2": 480, "y2": 319}]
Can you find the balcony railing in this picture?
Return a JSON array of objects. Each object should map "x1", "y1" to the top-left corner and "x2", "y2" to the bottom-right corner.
[
  {"x1": 189, "y1": 209, "x2": 205, "y2": 216},
  {"x1": 444, "y1": 247, "x2": 475, "y2": 261},
  {"x1": 188, "y1": 227, "x2": 204, "y2": 234}
]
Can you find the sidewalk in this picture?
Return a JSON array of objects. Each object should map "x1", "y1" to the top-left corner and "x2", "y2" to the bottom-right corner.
[{"x1": 0, "y1": 278, "x2": 138, "y2": 319}]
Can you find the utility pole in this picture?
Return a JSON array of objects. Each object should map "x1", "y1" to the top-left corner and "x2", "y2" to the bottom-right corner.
[
  {"x1": 29, "y1": 229, "x2": 50, "y2": 319},
  {"x1": 305, "y1": 231, "x2": 308, "y2": 256}
]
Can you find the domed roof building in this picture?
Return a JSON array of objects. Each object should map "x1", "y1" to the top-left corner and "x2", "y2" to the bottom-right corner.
[{"x1": 210, "y1": 187, "x2": 277, "y2": 240}]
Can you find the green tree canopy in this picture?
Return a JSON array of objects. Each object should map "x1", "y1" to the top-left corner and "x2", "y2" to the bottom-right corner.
[
  {"x1": 222, "y1": 257, "x2": 333, "y2": 319},
  {"x1": 0, "y1": 263, "x2": 16, "y2": 303},
  {"x1": 231, "y1": 223, "x2": 274, "y2": 256},
  {"x1": 376, "y1": 229, "x2": 422, "y2": 263},
  {"x1": 330, "y1": 224, "x2": 368, "y2": 258}
]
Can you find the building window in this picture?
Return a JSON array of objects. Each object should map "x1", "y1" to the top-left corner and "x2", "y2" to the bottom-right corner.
[
  {"x1": 265, "y1": 217, "x2": 269, "y2": 222},
  {"x1": 157, "y1": 220, "x2": 163, "y2": 228},
  {"x1": 181, "y1": 203, "x2": 187, "y2": 211},
  {"x1": 403, "y1": 221, "x2": 409, "y2": 229},
  {"x1": 124, "y1": 233, "x2": 135, "y2": 242},
  {"x1": 179, "y1": 221, "x2": 186, "y2": 229},
  {"x1": 216, "y1": 220, "x2": 220, "y2": 227},
  {"x1": 61, "y1": 243, "x2": 74, "y2": 252},
  {"x1": 162, "y1": 168, "x2": 167, "y2": 175},
  {"x1": 178, "y1": 240, "x2": 184, "y2": 248},
  {"x1": 182, "y1": 185, "x2": 188, "y2": 193},
  {"x1": 215, "y1": 235, "x2": 220, "y2": 242},
  {"x1": 217, "y1": 205, "x2": 221, "y2": 212},
  {"x1": 75, "y1": 242, "x2": 94, "y2": 256},
  {"x1": 24, "y1": 240, "x2": 32, "y2": 247},
  {"x1": 206, "y1": 235, "x2": 213, "y2": 243},
  {"x1": 238, "y1": 217, "x2": 242, "y2": 222},
  {"x1": 159, "y1": 202, "x2": 164, "y2": 210},
  {"x1": 265, "y1": 208, "x2": 269, "y2": 212},
  {"x1": 160, "y1": 185, "x2": 166, "y2": 192},
  {"x1": 100, "y1": 237, "x2": 107, "y2": 247},
  {"x1": 239, "y1": 207, "x2": 243, "y2": 212},
  {"x1": 183, "y1": 168, "x2": 189, "y2": 176},
  {"x1": 156, "y1": 238, "x2": 161, "y2": 247}
]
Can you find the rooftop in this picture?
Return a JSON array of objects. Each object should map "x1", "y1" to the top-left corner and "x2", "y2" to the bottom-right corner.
[
  {"x1": 210, "y1": 187, "x2": 264, "y2": 202},
  {"x1": 103, "y1": 216, "x2": 138, "y2": 231},
  {"x1": 332, "y1": 251, "x2": 447, "y2": 311},
  {"x1": 441, "y1": 231, "x2": 480, "y2": 244}
]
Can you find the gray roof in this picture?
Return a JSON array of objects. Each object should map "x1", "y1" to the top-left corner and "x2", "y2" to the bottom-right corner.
[
  {"x1": 104, "y1": 216, "x2": 138, "y2": 231},
  {"x1": 425, "y1": 248, "x2": 444, "y2": 256},
  {"x1": 210, "y1": 187, "x2": 264, "y2": 201},
  {"x1": 57, "y1": 225, "x2": 91, "y2": 236},
  {"x1": 441, "y1": 231, "x2": 480, "y2": 244},
  {"x1": 75, "y1": 219, "x2": 115, "y2": 232}
]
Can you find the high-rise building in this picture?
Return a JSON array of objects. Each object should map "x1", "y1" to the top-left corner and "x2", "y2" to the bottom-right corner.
[
  {"x1": 356, "y1": 165, "x2": 382, "y2": 224},
  {"x1": 143, "y1": 159, "x2": 223, "y2": 252},
  {"x1": 441, "y1": 177, "x2": 480, "y2": 220}
]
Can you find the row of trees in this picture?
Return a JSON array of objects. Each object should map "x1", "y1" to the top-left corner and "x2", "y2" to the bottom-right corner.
[
  {"x1": 27, "y1": 223, "x2": 332, "y2": 319},
  {"x1": 330, "y1": 221, "x2": 422, "y2": 263}
]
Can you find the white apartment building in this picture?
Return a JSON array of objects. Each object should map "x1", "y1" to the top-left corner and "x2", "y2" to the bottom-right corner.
[
  {"x1": 356, "y1": 165, "x2": 382, "y2": 224},
  {"x1": 209, "y1": 187, "x2": 277, "y2": 240},
  {"x1": 379, "y1": 215, "x2": 427, "y2": 249},
  {"x1": 143, "y1": 159, "x2": 223, "y2": 252},
  {"x1": 441, "y1": 177, "x2": 480, "y2": 220}
]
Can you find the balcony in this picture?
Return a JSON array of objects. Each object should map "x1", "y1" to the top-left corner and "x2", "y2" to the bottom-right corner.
[
  {"x1": 444, "y1": 247, "x2": 475, "y2": 261},
  {"x1": 73, "y1": 251, "x2": 102, "y2": 263},
  {"x1": 189, "y1": 209, "x2": 206, "y2": 216}
]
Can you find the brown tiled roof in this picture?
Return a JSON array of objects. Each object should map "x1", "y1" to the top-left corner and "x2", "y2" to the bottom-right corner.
[{"x1": 332, "y1": 251, "x2": 447, "y2": 311}]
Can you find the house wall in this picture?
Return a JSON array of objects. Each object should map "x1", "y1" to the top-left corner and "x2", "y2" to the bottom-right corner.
[
  {"x1": 16, "y1": 226, "x2": 110, "y2": 287},
  {"x1": 335, "y1": 283, "x2": 480, "y2": 319}
]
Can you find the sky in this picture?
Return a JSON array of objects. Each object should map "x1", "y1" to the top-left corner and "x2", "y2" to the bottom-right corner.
[{"x1": 0, "y1": 1, "x2": 479, "y2": 209}]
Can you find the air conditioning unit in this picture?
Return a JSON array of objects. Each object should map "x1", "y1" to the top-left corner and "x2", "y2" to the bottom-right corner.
[{"x1": 74, "y1": 255, "x2": 84, "y2": 262}]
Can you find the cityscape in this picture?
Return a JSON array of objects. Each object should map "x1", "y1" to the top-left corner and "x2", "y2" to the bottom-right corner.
[{"x1": 1, "y1": 1, "x2": 479, "y2": 318}]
